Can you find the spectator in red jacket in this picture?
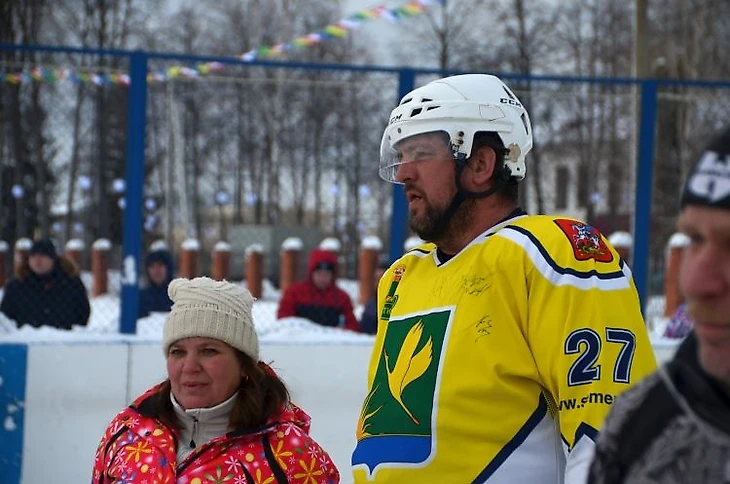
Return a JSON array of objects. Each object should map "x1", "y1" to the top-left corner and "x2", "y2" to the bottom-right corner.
[{"x1": 277, "y1": 248, "x2": 360, "y2": 331}]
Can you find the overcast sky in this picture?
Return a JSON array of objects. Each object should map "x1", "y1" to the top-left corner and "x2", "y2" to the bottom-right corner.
[{"x1": 341, "y1": 0, "x2": 426, "y2": 66}]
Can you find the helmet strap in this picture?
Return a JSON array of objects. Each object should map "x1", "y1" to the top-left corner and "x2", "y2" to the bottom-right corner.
[
  {"x1": 429, "y1": 156, "x2": 512, "y2": 242},
  {"x1": 423, "y1": 157, "x2": 468, "y2": 242}
]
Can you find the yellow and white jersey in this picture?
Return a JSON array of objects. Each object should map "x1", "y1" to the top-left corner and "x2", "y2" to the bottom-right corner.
[{"x1": 352, "y1": 213, "x2": 657, "y2": 483}]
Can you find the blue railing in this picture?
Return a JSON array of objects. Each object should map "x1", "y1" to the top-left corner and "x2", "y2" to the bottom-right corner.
[{"x1": 3, "y1": 43, "x2": 730, "y2": 332}]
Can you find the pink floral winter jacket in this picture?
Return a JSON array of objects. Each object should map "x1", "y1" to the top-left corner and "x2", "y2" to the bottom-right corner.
[{"x1": 92, "y1": 384, "x2": 340, "y2": 483}]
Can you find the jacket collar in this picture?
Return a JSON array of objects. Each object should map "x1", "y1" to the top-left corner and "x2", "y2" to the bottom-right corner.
[
  {"x1": 132, "y1": 384, "x2": 313, "y2": 438},
  {"x1": 171, "y1": 391, "x2": 238, "y2": 456},
  {"x1": 171, "y1": 391, "x2": 237, "y2": 432},
  {"x1": 666, "y1": 332, "x2": 730, "y2": 434}
]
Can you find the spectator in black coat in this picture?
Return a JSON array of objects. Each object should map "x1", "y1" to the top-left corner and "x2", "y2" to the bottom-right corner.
[
  {"x1": 138, "y1": 248, "x2": 174, "y2": 318},
  {"x1": 359, "y1": 262, "x2": 389, "y2": 335},
  {"x1": 0, "y1": 238, "x2": 90, "y2": 330}
]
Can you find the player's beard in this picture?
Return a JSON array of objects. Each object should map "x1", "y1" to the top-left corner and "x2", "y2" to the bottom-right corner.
[{"x1": 409, "y1": 193, "x2": 476, "y2": 244}]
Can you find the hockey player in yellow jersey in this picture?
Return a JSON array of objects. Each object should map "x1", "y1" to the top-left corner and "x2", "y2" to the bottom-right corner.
[{"x1": 351, "y1": 74, "x2": 657, "y2": 483}]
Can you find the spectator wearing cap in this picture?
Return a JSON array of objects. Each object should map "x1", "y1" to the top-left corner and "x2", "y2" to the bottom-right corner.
[
  {"x1": 0, "y1": 237, "x2": 90, "y2": 330},
  {"x1": 138, "y1": 248, "x2": 175, "y2": 318},
  {"x1": 277, "y1": 248, "x2": 360, "y2": 331},
  {"x1": 92, "y1": 277, "x2": 340, "y2": 483},
  {"x1": 358, "y1": 262, "x2": 389, "y2": 335},
  {"x1": 588, "y1": 125, "x2": 730, "y2": 483}
]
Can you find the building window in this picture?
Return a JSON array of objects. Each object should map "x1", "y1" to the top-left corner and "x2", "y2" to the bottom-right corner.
[
  {"x1": 556, "y1": 166, "x2": 569, "y2": 209},
  {"x1": 608, "y1": 163, "x2": 624, "y2": 211},
  {"x1": 577, "y1": 164, "x2": 590, "y2": 206}
]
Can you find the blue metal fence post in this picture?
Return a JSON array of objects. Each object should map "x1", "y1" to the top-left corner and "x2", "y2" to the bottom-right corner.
[
  {"x1": 388, "y1": 69, "x2": 415, "y2": 264},
  {"x1": 119, "y1": 51, "x2": 148, "y2": 334},
  {"x1": 632, "y1": 80, "x2": 658, "y2": 313},
  {"x1": 0, "y1": 344, "x2": 28, "y2": 483}
]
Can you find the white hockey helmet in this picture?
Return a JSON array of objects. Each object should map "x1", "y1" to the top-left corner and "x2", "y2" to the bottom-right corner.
[{"x1": 379, "y1": 74, "x2": 533, "y2": 183}]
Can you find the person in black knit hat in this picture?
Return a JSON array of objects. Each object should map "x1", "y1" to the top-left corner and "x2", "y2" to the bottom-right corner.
[
  {"x1": 589, "y1": 125, "x2": 730, "y2": 483},
  {"x1": 0, "y1": 237, "x2": 90, "y2": 330}
]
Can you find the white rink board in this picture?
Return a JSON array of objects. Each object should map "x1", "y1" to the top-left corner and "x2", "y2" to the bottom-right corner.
[
  {"x1": 23, "y1": 344, "x2": 129, "y2": 484},
  {"x1": 20, "y1": 342, "x2": 372, "y2": 484},
  {"x1": 16, "y1": 340, "x2": 677, "y2": 484}
]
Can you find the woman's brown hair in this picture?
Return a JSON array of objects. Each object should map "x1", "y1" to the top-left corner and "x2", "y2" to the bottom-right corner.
[
  {"x1": 15, "y1": 254, "x2": 80, "y2": 280},
  {"x1": 155, "y1": 351, "x2": 290, "y2": 431}
]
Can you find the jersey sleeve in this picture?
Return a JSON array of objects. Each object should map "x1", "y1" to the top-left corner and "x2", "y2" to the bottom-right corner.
[{"x1": 496, "y1": 219, "x2": 657, "y2": 482}]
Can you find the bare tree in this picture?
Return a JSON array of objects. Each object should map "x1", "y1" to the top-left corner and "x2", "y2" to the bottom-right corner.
[
  {"x1": 486, "y1": 0, "x2": 564, "y2": 214},
  {"x1": 648, "y1": 0, "x2": 730, "y2": 252},
  {"x1": 1, "y1": 0, "x2": 55, "y2": 242},
  {"x1": 41, "y1": 0, "x2": 158, "y2": 248},
  {"x1": 387, "y1": 0, "x2": 489, "y2": 70}
]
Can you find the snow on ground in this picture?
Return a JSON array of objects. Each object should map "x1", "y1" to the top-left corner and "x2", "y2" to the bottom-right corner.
[
  {"x1": 0, "y1": 272, "x2": 681, "y2": 349},
  {"x1": 0, "y1": 275, "x2": 375, "y2": 345}
]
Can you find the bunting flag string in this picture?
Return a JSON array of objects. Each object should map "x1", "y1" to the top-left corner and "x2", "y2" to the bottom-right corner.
[
  {"x1": 240, "y1": 0, "x2": 443, "y2": 61},
  {"x1": 1, "y1": 62, "x2": 229, "y2": 86},
  {"x1": 1, "y1": 0, "x2": 444, "y2": 86}
]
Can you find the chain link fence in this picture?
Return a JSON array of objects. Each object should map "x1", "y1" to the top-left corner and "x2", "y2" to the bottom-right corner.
[
  {"x1": 144, "y1": 63, "x2": 397, "y2": 280},
  {"x1": 1, "y1": 46, "x2": 730, "y2": 333},
  {"x1": 0, "y1": 50, "x2": 131, "y2": 331}
]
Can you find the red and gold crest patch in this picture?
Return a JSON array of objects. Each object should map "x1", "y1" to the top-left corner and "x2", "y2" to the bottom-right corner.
[{"x1": 554, "y1": 219, "x2": 614, "y2": 263}]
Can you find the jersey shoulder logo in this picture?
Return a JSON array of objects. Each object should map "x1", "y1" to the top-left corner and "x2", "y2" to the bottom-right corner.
[
  {"x1": 554, "y1": 219, "x2": 613, "y2": 263},
  {"x1": 352, "y1": 309, "x2": 451, "y2": 477}
]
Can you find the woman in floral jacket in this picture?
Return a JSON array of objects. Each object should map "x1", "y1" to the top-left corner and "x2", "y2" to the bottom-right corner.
[{"x1": 92, "y1": 277, "x2": 339, "y2": 483}]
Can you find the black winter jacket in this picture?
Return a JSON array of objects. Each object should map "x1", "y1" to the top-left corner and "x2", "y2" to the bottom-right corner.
[
  {"x1": 0, "y1": 257, "x2": 90, "y2": 330},
  {"x1": 137, "y1": 249, "x2": 174, "y2": 318},
  {"x1": 588, "y1": 333, "x2": 730, "y2": 483}
]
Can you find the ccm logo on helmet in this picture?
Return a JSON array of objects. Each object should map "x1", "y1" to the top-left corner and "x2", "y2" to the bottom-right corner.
[
  {"x1": 389, "y1": 113, "x2": 403, "y2": 125},
  {"x1": 500, "y1": 97, "x2": 522, "y2": 108}
]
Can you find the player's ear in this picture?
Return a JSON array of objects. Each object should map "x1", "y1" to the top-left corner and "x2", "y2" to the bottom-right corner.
[{"x1": 467, "y1": 145, "x2": 497, "y2": 186}]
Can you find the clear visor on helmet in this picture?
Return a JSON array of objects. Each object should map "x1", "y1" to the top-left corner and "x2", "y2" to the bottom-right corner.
[{"x1": 379, "y1": 129, "x2": 454, "y2": 183}]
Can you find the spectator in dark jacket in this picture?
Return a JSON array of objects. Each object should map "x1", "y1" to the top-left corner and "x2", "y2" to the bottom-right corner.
[
  {"x1": 277, "y1": 248, "x2": 360, "y2": 331},
  {"x1": 588, "y1": 125, "x2": 730, "y2": 483},
  {"x1": 663, "y1": 302, "x2": 694, "y2": 339},
  {"x1": 359, "y1": 262, "x2": 389, "y2": 335},
  {"x1": 0, "y1": 238, "x2": 90, "y2": 330},
  {"x1": 138, "y1": 249, "x2": 174, "y2": 318}
]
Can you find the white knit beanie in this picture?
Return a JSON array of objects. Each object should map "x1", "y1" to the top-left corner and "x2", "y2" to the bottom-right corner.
[{"x1": 163, "y1": 277, "x2": 259, "y2": 360}]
